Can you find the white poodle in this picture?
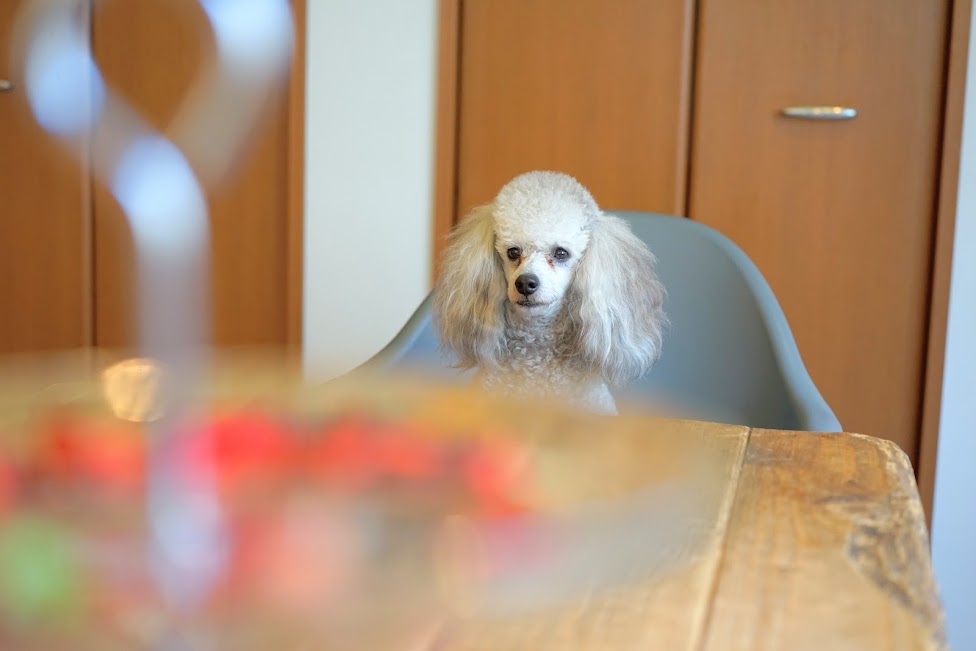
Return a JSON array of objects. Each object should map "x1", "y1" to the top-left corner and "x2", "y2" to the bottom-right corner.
[{"x1": 433, "y1": 171, "x2": 666, "y2": 414}]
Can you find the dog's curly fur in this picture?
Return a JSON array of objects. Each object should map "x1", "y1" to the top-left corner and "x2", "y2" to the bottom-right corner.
[{"x1": 433, "y1": 171, "x2": 666, "y2": 413}]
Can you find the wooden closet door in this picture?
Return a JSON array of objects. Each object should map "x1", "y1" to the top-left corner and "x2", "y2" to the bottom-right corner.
[
  {"x1": 689, "y1": 0, "x2": 949, "y2": 457},
  {"x1": 91, "y1": 0, "x2": 291, "y2": 349},
  {"x1": 0, "y1": 0, "x2": 90, "y2": 353},
  {"x1": 456, "y1": 0, "x2": 694, "y2": 216}
]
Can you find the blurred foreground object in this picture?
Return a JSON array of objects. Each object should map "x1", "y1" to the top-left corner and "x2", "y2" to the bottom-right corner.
[
  {"x1": 0, "y1": 352, "x2": 723, "y2": 650},
  {"x1": 0, "y1": 353, "x2": 945, "y2": 650},
  {"x1": 11, "y1": 0, "x2": 295, "y2": 637}
]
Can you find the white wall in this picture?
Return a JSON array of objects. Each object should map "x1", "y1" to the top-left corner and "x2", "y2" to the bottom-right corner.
[
  {"x1": 931, "y1": 6, "x2": 976, "y2": 648},
  {"x1": 302, "y1": 0, "x2": 438, "y2": 378}
]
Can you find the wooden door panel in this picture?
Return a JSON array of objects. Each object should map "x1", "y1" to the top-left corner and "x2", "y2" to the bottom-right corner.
[
  {"x1": 690, "y1": 0, "x2": 949, "y2": 456},
  {"x1": 456, "y1": 0, "x2": 694, "y2": 216},
  {"x1": 0, "y1": 0, "x2": 90, "y2": 353},
  {"x1": 91, "y1": 0, "x2": 289, "y2": 349}
]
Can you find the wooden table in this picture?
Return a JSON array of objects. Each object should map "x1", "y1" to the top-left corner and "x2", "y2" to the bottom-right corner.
[
  {"x1": 433, "y1": 423, "x2": 945, "y2": 651},
  {"x1": 0, "y1": 356, "x2": 946, "y2": 650}
]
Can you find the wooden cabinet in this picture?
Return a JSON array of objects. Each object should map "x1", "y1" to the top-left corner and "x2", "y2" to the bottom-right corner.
[
  {"x1": 0, "y1": 1, "x2": 91, "y2": 353},
  {"x1": 439, "y1": 0, "x2": 963, "y2": 469},
  {"x1": 689, "y1": 0, "x2": 950, "y2": 455},
  {"x1": 0, "y1": 0, "x2": 303, "y2": 353},
  {"x1": 455, "y1": 0, "x2": 695, "y2": 217}
]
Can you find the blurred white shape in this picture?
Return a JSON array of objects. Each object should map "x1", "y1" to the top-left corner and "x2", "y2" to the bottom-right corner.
[
  {"x1": 101, "y1": 358, "x2": 165, "y2": 422},
  {"x1": 149, "y1": 482, "x2": 229, "y2": 610},
  {"x1": 23, "y1": 7, "x2": 105, "y2": 136},
  {"x1": 200, "y1": 0, "x2": 294, "y2": 75},
  {"x1": 172, "y1": 0, "x2": 294, "y2": 183},
  {"x1": 111, "y1": 136, "x2": 208, "y2": 257}
]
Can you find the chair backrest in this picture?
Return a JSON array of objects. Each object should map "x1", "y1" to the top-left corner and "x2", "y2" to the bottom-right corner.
[{"x1": 361, "y1": 212, "x2": 841, "y2": 432}]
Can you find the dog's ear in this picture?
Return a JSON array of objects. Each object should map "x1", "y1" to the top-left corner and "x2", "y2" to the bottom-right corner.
[
  {"x1": 433, "y1": 204, "x2": 507, "y2": 369},
  {"x1": 569, "y1": 213, "x2": 666, "y2": 386}
]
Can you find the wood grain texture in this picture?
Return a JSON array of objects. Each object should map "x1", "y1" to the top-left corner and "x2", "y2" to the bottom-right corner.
[
  {"x1": 0, "y1": 0, "x2": 91, "y2": 354},
  {"x1": 90, "y1": 0, "x2": 291, "y2": 349},
  {"x1": 432, "y1": 0, "x2": 461, "y2": 283},
  {"x1": 917, "y1": 0, "x2": 972, "y2": 522},
  {"x1": 455, "y1": 0, "x2": 693, "y2": 218},
  {"x1": 286, "y1": 0, "x2": 306, "y2": 352},
  {"x1": 437, "y1": 421, "x2": 749, "y2": 651},
  {"x1": 433, "y1": 424, "x2": 943, "y2": 649},
  {"x1": 701, "y1": 430, "x2": 944, "y2": 650},
  {"x1": 689, "y1": 0, "x2": 950, "y2": 459}
]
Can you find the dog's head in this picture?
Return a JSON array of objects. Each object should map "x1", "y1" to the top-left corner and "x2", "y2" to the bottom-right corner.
[
  {"x1": 492, "y1": 171, "x2": 597, "y2": 314},
  {"x1": 434, "y1": 171, "x2": 666, "y2": 385}
]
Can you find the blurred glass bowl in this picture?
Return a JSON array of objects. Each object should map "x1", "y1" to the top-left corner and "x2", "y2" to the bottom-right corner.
[{"x1": 0, "y1": 350, "x2": 723, "y2": 651}]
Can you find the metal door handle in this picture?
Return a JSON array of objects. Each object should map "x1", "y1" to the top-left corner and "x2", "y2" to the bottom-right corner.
[
  {"x1": 0, "y1": 80, "x2": 13, "y2": 92},
  {"x1": 781, "y1": 106, "x2": 857, "y2": 120}
]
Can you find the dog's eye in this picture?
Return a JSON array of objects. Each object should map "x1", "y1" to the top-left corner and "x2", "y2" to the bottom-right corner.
[
  {"x1": 506, "y1": 247, "x2": 521, "y2": 261},
  {"x1": 553, "y1": 247, "x2": 571, "y2": 261}
]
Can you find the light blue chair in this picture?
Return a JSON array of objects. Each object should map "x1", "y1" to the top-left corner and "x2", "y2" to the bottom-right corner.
[{"x1": 358, "y1": 212, "x2": 841, "y2": 432}]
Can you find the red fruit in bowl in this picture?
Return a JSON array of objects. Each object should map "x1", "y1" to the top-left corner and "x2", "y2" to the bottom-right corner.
[
  {"x1": 462, "y1": 441, "x2": 528, "y2": 516},
  {"x1": 371, "y1": 426, "x2": 441, "y2": 479},
  {"x1": 75, "y1": 427, "x2": 144, "y2": 490},
  {"x1": 207, "y1": 410, "x2": 297, "y2": 489},
  {"x1": 0, "y1": 457, "x2": 17, "y2": 513},
  {"x1": 306, "y1": 418, "x2": 378, "y2": 486},
  {"x1": 32, "y1": 412, "x2": 82, "y2": 475},
  {"x1": 33, "y1": 413, "x2": 145, "y2": 489}
]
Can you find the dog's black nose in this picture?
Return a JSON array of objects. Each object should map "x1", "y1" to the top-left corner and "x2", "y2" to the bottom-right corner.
[{"x1": 515, "y1": 273, "x2": 540, "y2": 296}]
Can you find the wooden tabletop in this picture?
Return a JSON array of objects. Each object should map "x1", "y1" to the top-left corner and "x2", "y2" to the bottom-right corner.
[
  {"x1": 0, "y1": 355, "x2": 946, "y2": 650},
  {"x1": 434, "y1": 423, "x2": 945, "y2": 651}
]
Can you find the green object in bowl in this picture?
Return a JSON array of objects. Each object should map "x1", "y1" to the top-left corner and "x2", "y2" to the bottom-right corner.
[{"x1": 0, "y1": 513, "x2": 85, "y2": 627}]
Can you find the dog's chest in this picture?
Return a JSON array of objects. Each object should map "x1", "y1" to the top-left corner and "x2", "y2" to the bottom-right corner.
[
  {"x1": 478, "y1": 323, "x2": 616, "y2": 413},
  {"x1": 498, "y1": 324, "x2": 574, "y2": 379}
]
